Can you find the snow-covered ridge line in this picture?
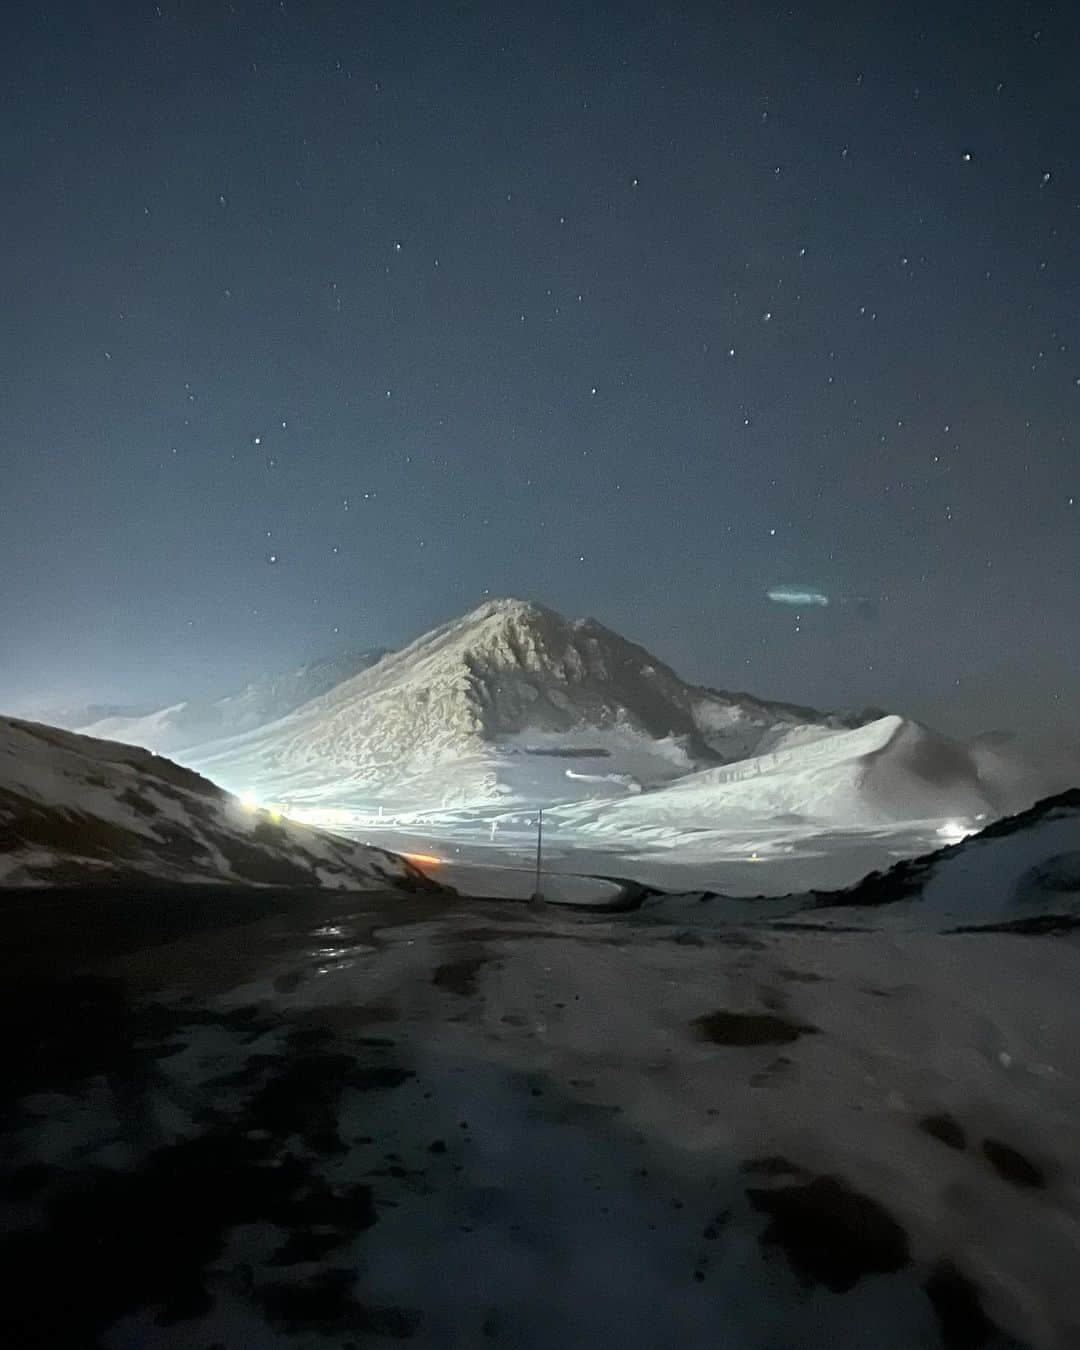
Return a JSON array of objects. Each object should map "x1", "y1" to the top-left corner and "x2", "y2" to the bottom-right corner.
[{"x1": 0, "y1": 716, "x2": 442, "y2": 892}]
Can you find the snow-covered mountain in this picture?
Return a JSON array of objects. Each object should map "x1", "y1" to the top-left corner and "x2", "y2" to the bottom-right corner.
[
  {"x1": 178, "y1": 598, "x2": 882, "y2": 812},
  {"x1": 0, "y1": 717, "x2": 439, "y2": 891},
  {"x1": 76, "y1": 648, "x2": 387, "y2": 755},
  {"x1": 550, "y1": 713, "x2": 1001, "y2": 839},
  {"x1": 55, "y1": 599, "x2": 1038, "y2": 838}
]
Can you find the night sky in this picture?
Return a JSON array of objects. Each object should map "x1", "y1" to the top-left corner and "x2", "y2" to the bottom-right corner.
[{"x1": 3, "y1": 0, "x2": 1078, "y2": 738}]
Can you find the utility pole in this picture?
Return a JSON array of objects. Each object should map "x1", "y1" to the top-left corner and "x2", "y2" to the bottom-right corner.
[{"x1": 531, "y1": 808, "x2": 543, "y2": 903}]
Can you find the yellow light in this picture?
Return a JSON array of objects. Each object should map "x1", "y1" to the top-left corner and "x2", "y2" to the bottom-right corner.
[{"x1": 402, "y1": 852, "x2": 443, "y2": 867}]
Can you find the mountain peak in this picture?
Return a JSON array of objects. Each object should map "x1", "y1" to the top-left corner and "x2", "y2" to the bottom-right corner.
[
  {"x1": 460, "y1": 596, "x2": 563, "y2": 628},
  {"x1": 107, "y1": 597, "x2": 908, "y2": 817}
]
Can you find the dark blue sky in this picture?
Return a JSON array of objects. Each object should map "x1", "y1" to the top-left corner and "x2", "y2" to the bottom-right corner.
[{"x1": 3, "y1": 0, "x2": 1077, "y2": 736}]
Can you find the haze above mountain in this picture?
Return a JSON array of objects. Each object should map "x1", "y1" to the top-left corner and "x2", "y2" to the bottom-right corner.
[{"x1": 74, "y1": 647, "x2": 387, "y2": 756}]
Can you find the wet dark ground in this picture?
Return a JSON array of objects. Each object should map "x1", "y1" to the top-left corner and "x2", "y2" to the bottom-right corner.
[{"x1": 0, "y1": 885, "x2": 1037, "y2": 1349}]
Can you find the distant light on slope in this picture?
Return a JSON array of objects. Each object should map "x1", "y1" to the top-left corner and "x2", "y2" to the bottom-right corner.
[
  {"x1": 937, "y1": 819, "x2": 976, "y2": 842},
  {"x1": 237, "y1": 791, "x2": 285, "y2": 822},
  {"x1": 767, "y1": 587, "x2": 829, "y2": 607}
]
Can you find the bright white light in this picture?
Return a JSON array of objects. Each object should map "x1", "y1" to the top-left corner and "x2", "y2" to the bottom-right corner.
[
  {"x1": 239, "y1": 791, "x2": 259, "y2": 812},
  {"x1": 937, "y1": 819, "x2": 975, "y2": 842}
]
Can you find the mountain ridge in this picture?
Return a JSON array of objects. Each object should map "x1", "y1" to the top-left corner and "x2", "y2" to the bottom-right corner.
[
  {"x1": 0, "y1": 716, "x2": 439, "y2": 891},
  {"x1": 29, "y1": 597, "x2": 1034, "y2": 825},
  {"x1": 177, "y1": 597, "x2": 888, "y2": 810}
]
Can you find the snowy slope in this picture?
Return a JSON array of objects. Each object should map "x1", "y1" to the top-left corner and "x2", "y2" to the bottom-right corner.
[
  {"x1": 0, "y1": 717, "x2": 440, "y2": 891},
  {"x1": 180, "y1": 598, "x2": 873, "y2": 812},
  {"x1": 634, "y1": 786, "x2": 1079, "y2": 930},
  {"x1": 812, "y1": 787, "x2": 1080, "y2": 926},
  {"x1": 549, "y1": 714, "x2": 998, "y2": 839},
  {"x1": 76, "y1": 648, "x2": 387, "y2": 755}
]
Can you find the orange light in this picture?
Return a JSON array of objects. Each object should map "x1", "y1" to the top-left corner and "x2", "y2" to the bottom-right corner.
[{"x1": 402, "y1": 852, "x2": 443, "y2": 866}]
